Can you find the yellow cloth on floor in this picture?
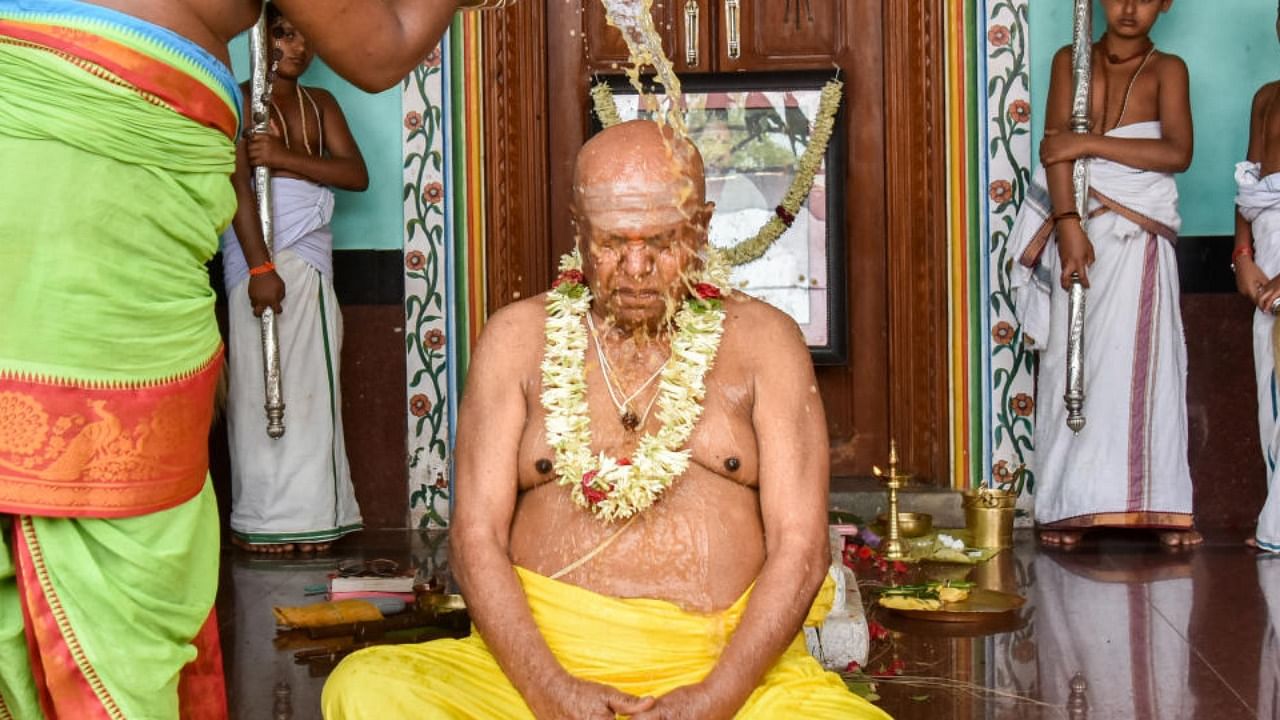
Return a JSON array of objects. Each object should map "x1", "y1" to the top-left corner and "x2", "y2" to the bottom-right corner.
[
  {"x1": 322, "y1": 567, "x2": 890, "y2": 719},
  {"x1": 273, "y1": 600, "x2": 383, "y2": 629}
]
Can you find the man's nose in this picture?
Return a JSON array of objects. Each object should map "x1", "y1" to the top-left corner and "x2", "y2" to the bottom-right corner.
[{"x1": 621, "y1": 243, "x2": 654, "y2": 277}]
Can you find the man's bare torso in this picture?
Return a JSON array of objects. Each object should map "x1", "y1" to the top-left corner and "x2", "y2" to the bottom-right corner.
[
  {"x1": 506, "y1": 294, "x2": 784, "y2": 614},
  {"x1": 79, "y1": 0, "x2": 260, "y2": 66}
]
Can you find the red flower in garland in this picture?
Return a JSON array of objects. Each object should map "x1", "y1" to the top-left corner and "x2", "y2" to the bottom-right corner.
[
  {"x1": 845, "y1": 660, "x2": 861, "y2": 673},
  {"x1": 553, "y1": 269, "x2": 586, "y2": 288},
  {"x1": 581, "y1": 470, "x2": 608, "y2": 505},
  {"x1": 892, "y1": 560, "x2": 909, "y2": 575},
  {"x1": 694, "y1": 283, "x2": 722, "y2": 300},
  {"x1": 856, "y1": 544, "x2": 875, "y2": 561},
  {"x1": 775, "y1": 205, "x2": 797, "y2": 226},
  {"x1": 868, "y1": 620, "x2": 890, "y2": 642}
]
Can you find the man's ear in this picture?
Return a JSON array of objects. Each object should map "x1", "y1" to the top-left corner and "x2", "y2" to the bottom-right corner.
[{"x1": 698, "y1": 201, "x2": 716, "y2": 228}]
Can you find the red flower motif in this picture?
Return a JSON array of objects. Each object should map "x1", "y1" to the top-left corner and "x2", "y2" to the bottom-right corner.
[
  {"x1": 409, "y1": 394, "x2": 432, "y2": 418},
  {"x1": 868, "y1": 620, "x2": 889, "y2": 642},
  {"x1": 405, "y1": 250, "x2": 426, "y2": 271},
  {"x1": 404, "y1": 111, "x2": 423, "y2": 131},
  {"x1": 552, "y1": 269, "x2": 586, "y2": 288},
  {"x1": 694, "y1": 283, "x2": 722, "y2": 300},
  {"x1": 992, "y1": 459, "x2": 1014, "y2": 485},
  {"x1": 434, "y1": 473, "x2": 448, "y2": 490},
  {"x1": 423, "y1": 181, "x2": 444, "y2": 206},
  {"x1": 1011, "y1": 392, "x2": 1034, "y2": 417},
  {"x1": 1007, "y1": 99, "x2": 1032, "y2": 125},
  {"x1": 988, "y1": 25, "x2": 1011, "y2": 48},
  {"x1": 581, "y1": 471, "x2": 608, "y2": 505},
  {"x1": 991, "y1": 320, "x2": 1016, "y2": 346},
  {"x1": 989, "y1": 180, "x2": 1013, "y2": 205},
  {"x1": 423, "y1": 47, "x2": 442, "y2": 68},
  {"x1": 425, "y1": 329, "x2": 446, "y2": 351}
]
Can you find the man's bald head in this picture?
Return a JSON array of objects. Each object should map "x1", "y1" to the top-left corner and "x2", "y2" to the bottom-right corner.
[
  {"x1": 570, "y1": 120, "x2": 716, "y2": 331},
  {"x1": 573, "y1": 120, "x2": 707, "y2": 232}
]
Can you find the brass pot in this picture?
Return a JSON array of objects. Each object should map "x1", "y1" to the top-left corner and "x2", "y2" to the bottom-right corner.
[
  {"x1": 963, "y1": 488, "x2": 1016, "y2": 548},
  {"x1": 876, "y1": 512, "x2": 933, "y2": 539}
]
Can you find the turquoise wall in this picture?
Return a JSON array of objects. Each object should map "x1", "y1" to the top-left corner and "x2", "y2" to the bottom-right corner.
[
  {"x1": 1029, "y1": 2, "x2": 1279, "y2": 236},
  {"x1": 229, "y1": 36, "x2": 402, "y2": 251}
]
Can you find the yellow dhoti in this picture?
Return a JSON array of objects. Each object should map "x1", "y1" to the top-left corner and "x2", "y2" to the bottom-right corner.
[{"x1": 322, "y1": 567, "x2": 889, "y2": 719}]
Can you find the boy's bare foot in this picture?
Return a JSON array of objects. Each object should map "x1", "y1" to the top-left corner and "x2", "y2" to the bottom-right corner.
[
  {"x1": 232, "y1": 536, "x2": 295, "y2": 553},
  {"x1": 1158, "y1": 530, "x2": 1203, "y2": 547},
  {"x1": 1247, "y1": 536, "x2": 1259, "y2": 549}
]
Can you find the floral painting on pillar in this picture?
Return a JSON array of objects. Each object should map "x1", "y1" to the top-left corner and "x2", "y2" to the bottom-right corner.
[
  {"x1": 982, "y1": 0, "x2": 1037, "y2": 510},
  {"x1": 402, "y1": 44, "x2": 451, "y2": 529}
]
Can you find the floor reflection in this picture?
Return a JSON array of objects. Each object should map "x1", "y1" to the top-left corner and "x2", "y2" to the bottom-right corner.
[{"x1": 216, "y1": 529, "x2": 1269, "y2": 719}]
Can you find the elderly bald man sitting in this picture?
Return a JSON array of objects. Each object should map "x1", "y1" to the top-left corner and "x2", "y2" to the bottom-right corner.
[{"x1": 322, "y1": 120, "x2": 889, "y2": 720}]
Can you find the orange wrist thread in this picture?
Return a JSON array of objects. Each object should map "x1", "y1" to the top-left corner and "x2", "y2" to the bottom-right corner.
[{"x1": 249, "y1": 261, "x2": 276, "y2": 277}]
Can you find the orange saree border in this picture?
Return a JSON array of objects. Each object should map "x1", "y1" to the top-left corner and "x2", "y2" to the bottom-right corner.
[
  {"x1": 15, "y1": 517, "x2": 120, "y2": 719},
  {"x1": 0, "y1": 352, "x2": 221, "y2": 518},
  {"x1": 0, "y1": 18, "x2": 239, "y2": 140}
]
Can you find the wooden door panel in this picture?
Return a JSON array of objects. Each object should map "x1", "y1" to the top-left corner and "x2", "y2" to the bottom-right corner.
[
  {"x1": 720, "y1": 0, "x2": 846, "y2": 71},
  {"x1": 583, "y1": 0, "x2": 714, "y2": 74}
]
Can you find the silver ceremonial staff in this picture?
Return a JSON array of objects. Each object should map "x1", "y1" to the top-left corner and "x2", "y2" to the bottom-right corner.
[
  {"x1": 250, "y1": 6, "x2": 286, "y2": 439},
  {"x1": 1063, "y1": 0, "x2": 1092, "y2": 435}
]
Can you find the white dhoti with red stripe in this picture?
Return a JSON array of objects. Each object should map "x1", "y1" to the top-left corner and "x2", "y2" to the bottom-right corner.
[{"x1": 1009, "y1": 122, "x2": 1192, "y2": 530}]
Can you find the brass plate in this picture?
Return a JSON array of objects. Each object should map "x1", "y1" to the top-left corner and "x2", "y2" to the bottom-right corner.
[{"x1": 884, "y1": 588, "x2": 1024, "y2": 623}]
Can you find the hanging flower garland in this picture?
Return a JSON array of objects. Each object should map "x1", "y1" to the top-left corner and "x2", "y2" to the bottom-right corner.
[
  {"x1": 541, "y1": 249, "x2": 729, "y2": 522},
  {"x1": 591, "y1": 79, "x2": 844, "y2": 266}
]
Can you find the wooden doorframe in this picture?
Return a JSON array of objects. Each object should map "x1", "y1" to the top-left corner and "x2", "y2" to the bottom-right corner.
[
  {"x1": 480, "y1": 0, "x2": 951, "y2": 484},
  {"x1": 884, "y1": 1, "x2": 950, "y2": 482}
]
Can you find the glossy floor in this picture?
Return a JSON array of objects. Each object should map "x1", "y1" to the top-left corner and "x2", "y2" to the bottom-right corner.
[{"x1": 217, "y1": 529, "x2": 1274, "y2": 719}]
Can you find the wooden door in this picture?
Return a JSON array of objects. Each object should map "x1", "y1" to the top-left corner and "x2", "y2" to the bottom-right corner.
[
  {"x1": 718, "y1": 0, "x2": 848, "y2": 71},
  {"x1": 482, "y1": 1, "x2": 949, "y2": 484}
]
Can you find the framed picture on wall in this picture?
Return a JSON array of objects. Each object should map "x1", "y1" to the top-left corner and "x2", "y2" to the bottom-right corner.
[{"x1": 599, "y1": 71, "x2": 848, "y2": 364}]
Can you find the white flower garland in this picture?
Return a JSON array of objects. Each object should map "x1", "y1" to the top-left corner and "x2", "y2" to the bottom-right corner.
[{"x1": 541, "y1": 250, "x2": 729, "y2": 522}]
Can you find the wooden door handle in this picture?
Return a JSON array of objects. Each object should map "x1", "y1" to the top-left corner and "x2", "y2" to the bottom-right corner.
[
  {"x1": 725, "y1": 0, "x2": 741, "y2": 59},
  {"x1": 684, "y1": 0, "x2": 700, "y2": 66}
]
